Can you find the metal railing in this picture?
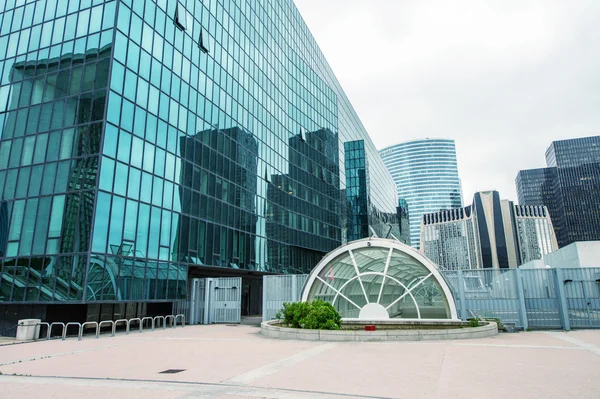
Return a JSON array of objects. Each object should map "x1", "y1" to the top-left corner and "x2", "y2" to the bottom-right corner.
[
  {"x1": 154, "y1": 315, "x2": 166, "y2": 329},
  {"x1": 99, "y1": 320, "x2": 115, "y2": 337},
  {"x1": 142, "y1": 317, "x2": 154, "y2": 331},
  {"x1": 49, "y1": 322, "x2": 65, "y2": 339},
  {"x1": 29, "y1": 314, "x2": 185, "y2": 342},
  {"x1": 127, "y1": 318, "x2": 142, "y2": 334},
  {"x1": 79, "y1": 322, "x2": 98, "y2": 340}
]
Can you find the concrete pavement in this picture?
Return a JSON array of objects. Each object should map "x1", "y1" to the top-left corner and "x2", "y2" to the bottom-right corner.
[{"x1": 1, "y1": 324, "x2": 599, "y2": 398}]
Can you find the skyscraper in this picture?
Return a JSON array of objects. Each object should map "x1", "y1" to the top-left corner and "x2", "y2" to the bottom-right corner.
[
  {"x1": 421, "y1": 191, "x2": 558, "y2": 270},
  {"x1": 545, "y1": 136, "x2": 600, "y2": 168},
  {"x1": 0, "y1": 0, "x2": 400, "y2": 326},
  {"x1": 379, "y1": 139, "x2": 463, "y2": 248},
  {"x1": 516, "y1": 136, "x2": 600, "y2": 248}
]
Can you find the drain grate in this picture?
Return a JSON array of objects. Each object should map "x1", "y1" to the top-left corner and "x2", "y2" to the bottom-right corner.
[{"x1": 159, "y1": 369, "x2": 186, "y2": 374}]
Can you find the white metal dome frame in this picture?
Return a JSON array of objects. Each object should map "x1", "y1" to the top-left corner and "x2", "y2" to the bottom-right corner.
[{"x1": 301, "y1": 238, "x2": 459, "y2": 320}]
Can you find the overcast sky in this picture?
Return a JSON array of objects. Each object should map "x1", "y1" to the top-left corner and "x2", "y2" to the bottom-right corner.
[{"x1": 294, "y1": 0, "x2": 600, "y2": 203}]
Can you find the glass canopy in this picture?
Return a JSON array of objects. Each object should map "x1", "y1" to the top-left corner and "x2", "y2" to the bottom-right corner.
[{"x1": 301, "y1": 238, "x2": 458, "y2": 320}]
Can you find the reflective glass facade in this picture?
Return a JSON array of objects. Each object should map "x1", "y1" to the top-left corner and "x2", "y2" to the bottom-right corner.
[
  {"x1": 0, "y1": 0, "x2": 399, "y2": 309},
  {"x1": 0, "y1": 0, "x2": 118, "y2": 303},
  {"x1": 396, "y1": 198, "x2": 410, "y2": 246},
  {"x1": 546, "y1": 135, "x2": 600, "y2": 168},
  {"x1": 379, "y1": 139, "x2": 463, "y2": 249},
  {"x1": 517, "y1": 136, "x2": 600, "y2": 248},
  {"x1": 344, "y1": 140, "x2": 402, "y2": 243}
]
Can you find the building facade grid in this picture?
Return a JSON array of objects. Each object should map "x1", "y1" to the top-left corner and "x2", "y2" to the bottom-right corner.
[
  {"x1": 0, "y1": 0, "x2": 400, "y2": 318},
  {"x1": 379, "y1": 139, "x2": 462, "y2": 249}
]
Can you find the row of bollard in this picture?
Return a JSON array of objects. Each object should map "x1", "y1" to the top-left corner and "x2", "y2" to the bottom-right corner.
[{"x1": 25, "y1": 314, "x2": 185, "y2": 341}]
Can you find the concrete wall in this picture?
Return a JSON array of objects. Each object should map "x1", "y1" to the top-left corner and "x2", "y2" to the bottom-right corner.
[{"x1": 542, "y1": 241, "x2": 600, "y2": 268}]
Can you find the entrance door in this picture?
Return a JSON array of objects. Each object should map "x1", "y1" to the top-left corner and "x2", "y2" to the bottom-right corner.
[
  {"x1": 208, "y1": 277, "x2": 242, "y2": 324},
  {"x1": 188, "y1": 277, "x2": 241, "y2": 324}
]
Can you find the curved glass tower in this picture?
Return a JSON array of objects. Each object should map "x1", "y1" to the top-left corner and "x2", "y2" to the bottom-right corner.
[{"x1": 379, "y1": 139, "x2": 463, "y2": 248}]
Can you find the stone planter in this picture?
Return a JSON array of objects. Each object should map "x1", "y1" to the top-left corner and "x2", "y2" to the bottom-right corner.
[{"x1": 261, "y1": 320, "x2": 498, "y2": 342}]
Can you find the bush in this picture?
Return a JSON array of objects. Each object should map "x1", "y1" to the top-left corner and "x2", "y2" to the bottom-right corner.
[
  {"x1": 275, "y1": 300, "x2": 342, "y2": 330},
  {"x1": 275, "y1": 301, "x2": 310, "y2": 329},
  {"x1": 469, "y1": 318, "x2": 480, "y2": 327}
]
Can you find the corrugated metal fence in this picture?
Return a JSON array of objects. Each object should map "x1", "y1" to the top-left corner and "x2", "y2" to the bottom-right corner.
[
  {"x1": 445, "y1": 268, "x2": 600, "y2": 330},
  {"x1": 262, "y1": 269, "x2": 600, "y2": 330},
  {"x1": 262, "y1": 274, "x2": 308, "y2": 322}
]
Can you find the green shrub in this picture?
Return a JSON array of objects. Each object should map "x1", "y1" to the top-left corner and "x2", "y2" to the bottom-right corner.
[
  {"x1": 469, "y1": 318, "x2": 480, "y2": 327},
  {"x1": 276, "y1": 300, "x2": 342, "y2": 330},
  {"x1": 275, "y1": 301, "x2": 310, "y2": 329}
]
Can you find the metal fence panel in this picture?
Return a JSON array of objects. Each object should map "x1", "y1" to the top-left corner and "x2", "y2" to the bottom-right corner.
[
  {"x1": 562, "y1": 267, "x2": 600, "y2": 328},
  {"x1": 187, "y1": 278, "x2": 206, "y2": 325},
  {"x1": 262, "y1": 274, "x2": 308, "y2": 322},
  {"x1": 521, "y1": 269, "x2": 562, "y2": 329},
  {"x1": 446, "y1": 270, "x2": 522, "y2": 327}
]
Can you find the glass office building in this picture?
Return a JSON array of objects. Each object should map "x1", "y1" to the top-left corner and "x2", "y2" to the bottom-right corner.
[
  {"x1": 0, "y1": 0, "x2": 400, "y2": 326},
  {"x1": 546, "y1": 136, "x2": 600, "y2": 168},
  {"x1": 516, "y1": 136, "x2": 600, "y2": 248},
  {"x1": 379, "y1": 139, "x2": 463, "y2": 249},
  {"x1": 344, "y1": 140, "x2": 402, "y2": 243}
]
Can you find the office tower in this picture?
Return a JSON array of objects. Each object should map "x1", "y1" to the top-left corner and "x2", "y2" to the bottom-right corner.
[
  {"x1": 379, "y1": 139, "x2": 463, "y2": 249},
  {"x1": 0, "y1": 0, "x2": 399, "y2": 325},
  {"x1": 516, "y1": 136, "x2": 600, "y2": 248},
  {"x1": 421, "y1": 191, "x2": 557, "y2": 270}
]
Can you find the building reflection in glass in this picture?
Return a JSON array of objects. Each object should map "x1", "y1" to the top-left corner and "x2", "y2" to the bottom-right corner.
[
  {"x1": 0, "y1": 46, "x2": 112, "y2": 301},
  {"x1": 266, "y1": 128, "x2": 341, "y2": 274},
  {"x1": 345, "y1": 140, "x2": 402, "y2": 242},
  {"x1": 176, "y1": 126, "x2": 259, "y2": 271},
  {"x1": 0, "y1": 202, "x2": 7, "y2": 258}
]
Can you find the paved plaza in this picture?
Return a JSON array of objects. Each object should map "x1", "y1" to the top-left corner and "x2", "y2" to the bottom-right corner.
[{"x1": 1, "y1": 324, "x2": 600, "y2": 398}]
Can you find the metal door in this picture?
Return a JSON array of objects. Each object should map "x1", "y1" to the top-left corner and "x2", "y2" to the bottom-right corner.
[
  {"x1": 207, "y1": 277, "x2": 242, "y2": 324},
  {"x1": 188, "y1": 278, "x2": 206, "y2": 325},
  {"x1": 521, "y1": 269, "x2": 562, "y2": 328},
  {"x1": 188, "y1": 277, "x2": 242, "y2": 324},
  {"x1": 563, "y1": 268, "x2": 600, "y2": 328}
]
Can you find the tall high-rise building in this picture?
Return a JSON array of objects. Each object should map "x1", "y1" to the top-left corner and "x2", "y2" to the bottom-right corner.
[
  {"x1": 421, "y1": 191, "x2": 558, "y2": 270},
  {"x1": 516, "y1": 136, "x2": 600, "y2": 248},
  {"x1": 545, "y1": 136, "x2": 600, "y2": 168},
  {"x1": 0, "y1": 0, "x2": 400, "y2": 326},
  {"x1": 379, "y1": 139, "x2": 463, "y2": 249}
]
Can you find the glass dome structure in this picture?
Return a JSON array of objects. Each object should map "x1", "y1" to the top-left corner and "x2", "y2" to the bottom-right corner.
[{"x1": 301, "y1": 238, "x2": 458, "y2": 320}]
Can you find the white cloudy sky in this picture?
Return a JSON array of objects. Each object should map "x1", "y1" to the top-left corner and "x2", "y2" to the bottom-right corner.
[{"x1": 294, "y1": 0, "x2": 600, "y2": 202}]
